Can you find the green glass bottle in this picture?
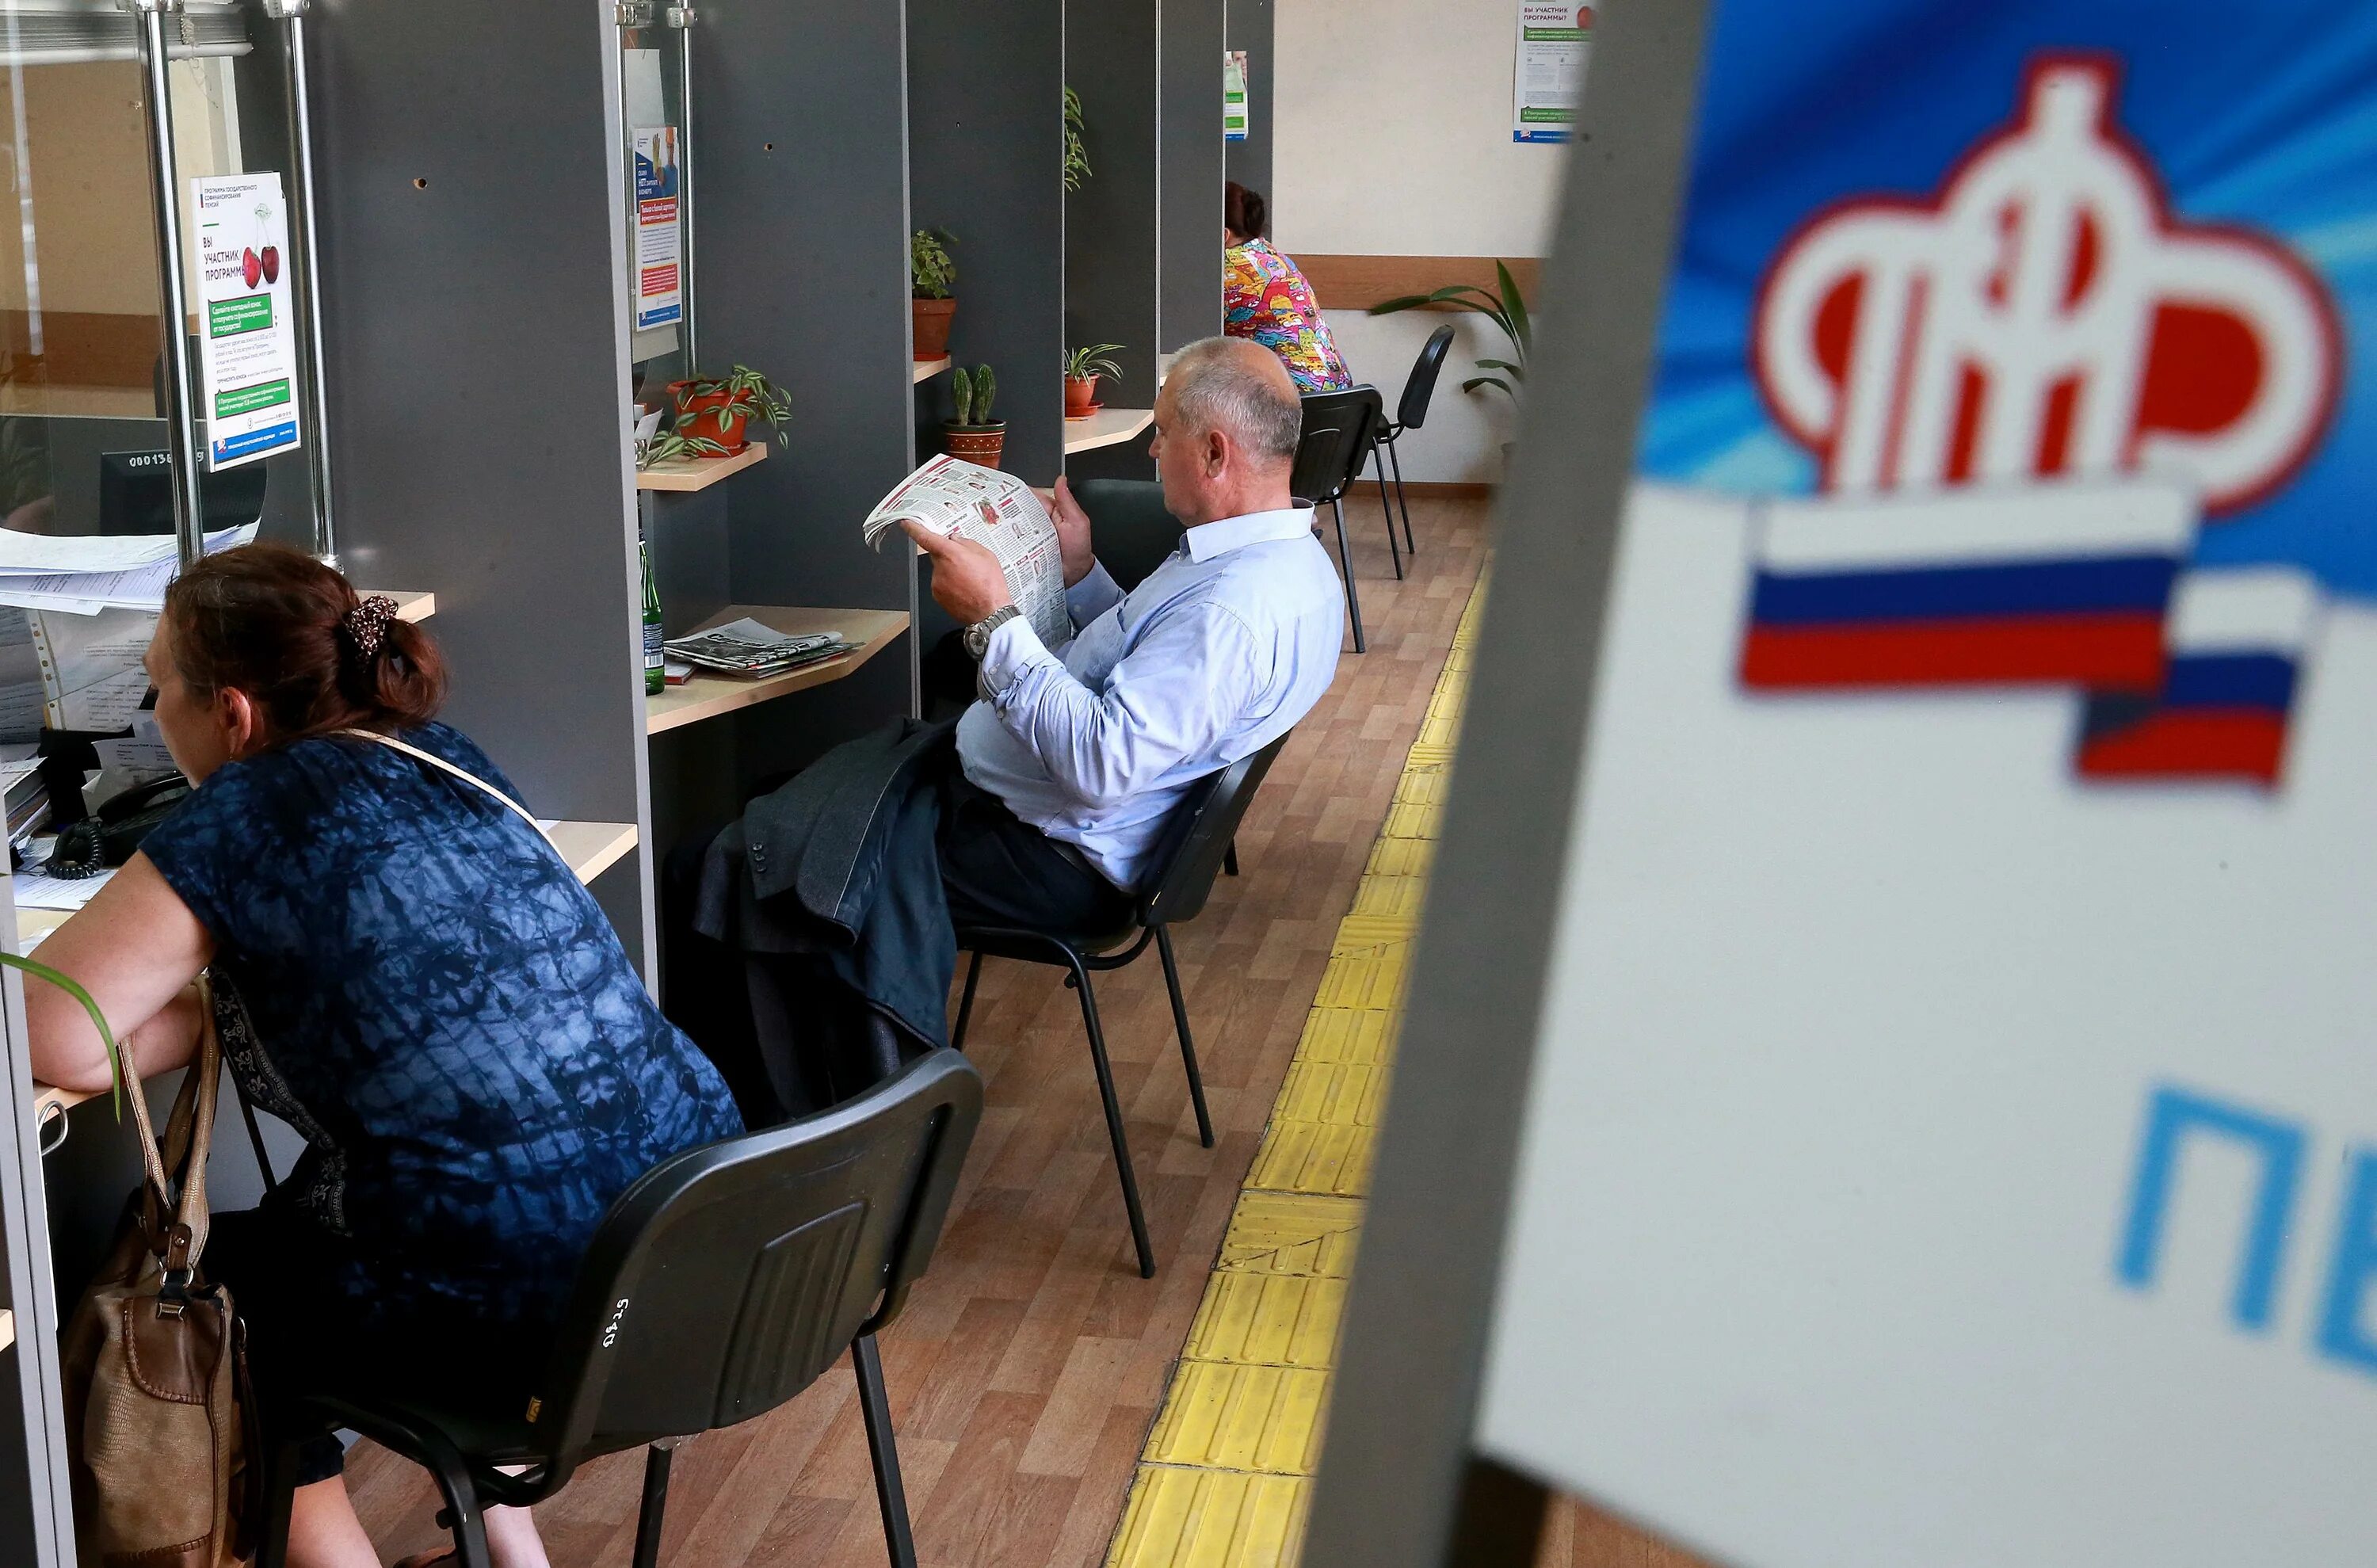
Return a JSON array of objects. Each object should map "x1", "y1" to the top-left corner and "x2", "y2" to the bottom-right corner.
[{"x1": 640, "y1": 532, "x2": 666, "y2": 696}]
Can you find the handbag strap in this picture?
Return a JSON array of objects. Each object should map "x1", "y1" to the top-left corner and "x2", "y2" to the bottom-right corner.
[
  {"x1": 125, "y1": 973, "x2": 223, "y2": 1281},
  {"x1": 334, "y1": 728, "x2": 553, "y2": 844}
]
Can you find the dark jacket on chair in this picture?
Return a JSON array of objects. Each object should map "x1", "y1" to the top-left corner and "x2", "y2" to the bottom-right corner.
[{"x1": 688, "y1": 718, "x2": 960, "y2": 1121}]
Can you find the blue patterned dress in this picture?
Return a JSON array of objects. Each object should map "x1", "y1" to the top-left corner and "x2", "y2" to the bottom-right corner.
[{"x1": 142, "y1": 723, "x2": 740, "y2": 1330}]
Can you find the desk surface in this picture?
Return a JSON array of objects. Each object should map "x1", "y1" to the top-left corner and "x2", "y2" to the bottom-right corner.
[
  {"x1": 646, "y1": 605, "x2": 910, "y2": 736},
  {"x1": 1063, "y1": 406, "x2": 1154, "y2": 456},
  {"x1": 636, "y1": 443, "x2": 769, "y2": 493},
  {"x1": 25, "y1": 817, "x2": 639, "y2": 1119}
]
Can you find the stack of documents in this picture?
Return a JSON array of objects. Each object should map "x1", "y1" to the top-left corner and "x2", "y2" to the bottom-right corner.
[
  {"x1": 663, "y1": 618, "x2": 852, "y2": 679},
  {"x1": 0, "y1": 523, "x2": 257, "y2": 616}
]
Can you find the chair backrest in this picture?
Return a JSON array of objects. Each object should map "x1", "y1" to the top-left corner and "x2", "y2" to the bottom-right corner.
[
  {"x1": 1398, "y1": 324, "x2": 1458, "y2": 431},
  {"x1": 532, "y1": 1048, "x2": 982, "y2": 1466},
  {"x1": 1070, "y1": 478, "x2": 1183, "y2": 593},
  {"x1": 1289, "y1": 387, "x2": 1383, "y2": 508},
  {"x1": 1137, "y1": 731, "x2": 1291, "y2": 929}
]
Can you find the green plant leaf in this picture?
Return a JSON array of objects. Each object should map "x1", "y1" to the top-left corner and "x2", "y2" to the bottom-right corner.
[
  {"x1": 1497, "y1": 260, "x2": 1532, "y2": 361},
  {"x1": 1460, "y1": 375, "x2": 1516, "y2": 400},
  {"x1": 1474, "y1": 358, "x2": 1527, "y2": 376},
  {"x1": 951, "y1": 366, "x2": 974, "y2": 426},
  {"x1": 975, "y1": 364, "x2": 997, "y2": 424},
  {"x1": 0, "y1": 952, "x2": 124, "y2": 1119}
]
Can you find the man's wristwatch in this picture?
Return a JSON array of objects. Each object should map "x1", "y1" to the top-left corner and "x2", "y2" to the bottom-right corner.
[{"x1": 963, "y1": 604, "x2": 1022, "y2": 659}]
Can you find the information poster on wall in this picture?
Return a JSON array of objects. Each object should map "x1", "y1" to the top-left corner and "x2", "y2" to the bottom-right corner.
[
  {"x1": 1511, "y1": 2, "x2": 1589, "y2": 143},
  {"x1": 1469, "y1": 1, "x2": 2377, "y2": 1563},
  {"x1": 1225, "y1": 51, "x2": 1250, "y2": 141},
  {"x1": 191, "y1": 173, "x2": 300, "y2": 471},
  {"x1": 632, "y1": 126, "x2": 682, "y2": 333}
]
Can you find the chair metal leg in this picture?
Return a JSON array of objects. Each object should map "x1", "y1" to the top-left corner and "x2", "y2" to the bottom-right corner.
[
  {"x1": 1331, "y1": 498, "x2": 1367, "y2": 654},
  {"x1": 1223, "y1": 840, "x2": 1240, "y2": 877},
  {"x1": 1386, "y1": 433, "x2": 1417, "y2": 556},
  {"x1": 1375, "y1": 448, "x2": 1404, "y2": 580},
  {"x1": 1154, "y1": 925, "x2": 1215, "y2": 1149},
  {"x1": 630, "y1": 1441, "x2": 676, "y2": 1568},
  {"x1": 853, "y1": 1333, "x2": 920, "y2": 1568},
  {"x1": 254, "y1": 1437, "x2": 307, "y2": 1568},
  {"x1": 952, "y1": 949, "x2": 983, "y2": 1050},
  {"x1": 1066, "y1": 953, "x2": 1157, "y2": 1276},
  {"x1": 423, "y1": 1450, "x2": 494, "y2": 1568}
]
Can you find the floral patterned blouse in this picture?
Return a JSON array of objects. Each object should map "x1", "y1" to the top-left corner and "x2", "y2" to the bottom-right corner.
[{"x1": 1224, "y1": 238, "x2": 1353, "y2": 393}]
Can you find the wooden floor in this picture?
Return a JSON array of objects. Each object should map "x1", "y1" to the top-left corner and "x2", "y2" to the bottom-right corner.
[{"x1": 347, "y1": 494, "x2": 1491, "y2": 1566}]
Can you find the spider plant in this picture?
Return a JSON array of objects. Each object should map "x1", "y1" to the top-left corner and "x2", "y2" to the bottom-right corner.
[
  {"x1": 1370, "y1": 259, "x2": 1532, "y2": 401},
  {"x1": 1063, "y1": 87, "x2": 1091, "y2": 193},
  {"x1": 672, "y1": 364, "x2": 794, "y2": 448},
  {"x1": 1063, "y1": 344, "x2": 1125, "y2": 383}
]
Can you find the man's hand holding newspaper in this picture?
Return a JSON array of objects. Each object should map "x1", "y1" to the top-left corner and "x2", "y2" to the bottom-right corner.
[{"x1": 864, "y1": 455, "x2": 1074, "y2": 647}]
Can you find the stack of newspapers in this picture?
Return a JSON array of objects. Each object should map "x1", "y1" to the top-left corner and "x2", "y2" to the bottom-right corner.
[{"x1": 662, "y1": 617, "x2": 853, "y2": 679}]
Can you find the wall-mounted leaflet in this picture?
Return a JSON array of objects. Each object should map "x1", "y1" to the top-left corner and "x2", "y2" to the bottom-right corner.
[{"x1": 192, "y1": 173, "x2": 301, "y2": 471}]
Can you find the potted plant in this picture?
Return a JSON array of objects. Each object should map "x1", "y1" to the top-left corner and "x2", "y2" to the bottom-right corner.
[
  {"x1": 912, "y1": 228, "x2": 957, "y2": 362},
  {"x1": 635, "y1": 429, "x2": 732, "y2": 471},
  {"x1": 1063, "y1": 344, "x2": 1123, "y2": 419},
  {"x1": 1370, "y1": 260, "x2": 1532, "y2": 401},
  {"x1": 942, "y1": 364, "x2": 1005, "y2": 468},
  {"x1": 666, "y1": 364, "x2": 793, "y2": 454},
  {"x1": 1063, "y1": 87, "x2": 1090, "y2": 193}
]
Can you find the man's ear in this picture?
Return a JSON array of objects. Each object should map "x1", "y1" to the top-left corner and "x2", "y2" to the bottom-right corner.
[{"x1": 1205, "y1": 428, "x2": 1230, "y2": 476}]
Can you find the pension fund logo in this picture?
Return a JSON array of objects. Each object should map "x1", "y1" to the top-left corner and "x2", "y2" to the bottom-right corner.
[
  {"x1": 1736, "y1": 57, "x2": 2348, "y2": 788},
  {"x1": 1753, "y1": 56, "x2": 2341, "y2": 511}
]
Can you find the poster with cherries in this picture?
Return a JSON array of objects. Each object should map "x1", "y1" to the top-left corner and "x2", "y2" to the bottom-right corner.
[{"x1": 192, "y1": 173, "x2": 301, "y2": 471}]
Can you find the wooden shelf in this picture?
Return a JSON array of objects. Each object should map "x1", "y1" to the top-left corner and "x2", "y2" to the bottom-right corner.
[
  {"x1": 384, "y1": 590, "x2": 436, "y2": 622},
  {"x1": 636, "y1": 442, "x2": 769, "y2": 493},
  {"x1": 0, "y1": 1309, "x2": 13, "y2": 1354},
  {"x1": 23, "y1": 817, "x2": 638, "y2": 1120},
  {"x1": 647, "y1": 605, "x2": 910, "y2": 735},
  {"x1": 1157, "y1": 352, "x2": 1177, "y2": 385},
  {"x1": 912, "y1": 357, "x2": 952, "y2": 384},
  {"x1": 1063, "y1": 406, "x2": 1154, "y2": 455}
]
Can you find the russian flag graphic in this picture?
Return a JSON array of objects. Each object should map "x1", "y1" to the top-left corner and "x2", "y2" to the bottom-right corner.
[
  {"x1": 2076, "y1": 568, "x2": 2318, "y2": 788},
  {"x1": 1740, "y1": 483, "x2": 2198, "y2": 691}
]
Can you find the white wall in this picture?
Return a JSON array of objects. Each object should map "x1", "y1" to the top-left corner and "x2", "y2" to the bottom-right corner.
[{"x1": 1272, "y1": 0, "x2": 1570, "y2": 482}]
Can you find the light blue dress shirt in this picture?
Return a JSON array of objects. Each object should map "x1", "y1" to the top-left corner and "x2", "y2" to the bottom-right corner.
[{"x1": 955, "y1": 505, "x2": 1346, "y2": 891}]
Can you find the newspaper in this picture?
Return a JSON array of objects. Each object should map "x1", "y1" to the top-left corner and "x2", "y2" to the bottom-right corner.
[
  {"x1": 663, "y1": 616, "x2": 853, "y2": 677},
  {"x1": 863, "y1": 455, "x2": 1069, "y2": 647}
]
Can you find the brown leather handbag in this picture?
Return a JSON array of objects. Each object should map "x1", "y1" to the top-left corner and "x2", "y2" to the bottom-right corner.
[{"x1": 58, "y1": 976, "x2": 261, "y2": 1567}]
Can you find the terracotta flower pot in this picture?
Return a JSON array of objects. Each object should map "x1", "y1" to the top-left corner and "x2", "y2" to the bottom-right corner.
[
  {"x1": 668, "y1": 382, "x2": 751, "y2": 453},
  {"x1": 1063, "y1": 375, "x2": 1101, "y2": 418},
  {"x1": 912, "y1": 297, "x2": 957, "y2": 361},
  {"x1": 943, "y1": 422, "x2": 1006, "y2": 469}
]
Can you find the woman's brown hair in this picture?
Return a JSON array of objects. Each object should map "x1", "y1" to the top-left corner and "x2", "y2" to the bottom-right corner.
[
  {"x1": 1224, "y1": 181, "x2": 1268, "y2": 241},
  {"x1": 162, "y1": 542, "x2": 447, "y2": 742}
]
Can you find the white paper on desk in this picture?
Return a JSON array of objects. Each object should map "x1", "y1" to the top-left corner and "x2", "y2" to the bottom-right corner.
[
  {"x1": 13, "y1": 864, "x2": 112, "y2": 911},
  {"x1": 93, "y1": 712, "x2": 178, "y2": 789},
  {"x1": 0, "y1": 608, "x2": 39, "y2": 743},
  {"x1": 0, "y1": 523, "x2": 256, "y2": 615},
  {"x1": 33, "y1": 609, "x2": 155, "y2": 731},
  {"x1": 863, "y1": 455, "x2": 1069, "y2": 647}
]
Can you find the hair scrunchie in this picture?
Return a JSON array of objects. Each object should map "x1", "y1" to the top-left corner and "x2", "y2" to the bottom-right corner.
[{"x1": 339, "y1": 594, "x2": 399, "y2": 666}]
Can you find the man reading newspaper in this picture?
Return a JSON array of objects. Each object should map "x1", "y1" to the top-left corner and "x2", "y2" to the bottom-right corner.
[{"x1": 684, "y1": 339, "x2": 1343, "y2": 1111}]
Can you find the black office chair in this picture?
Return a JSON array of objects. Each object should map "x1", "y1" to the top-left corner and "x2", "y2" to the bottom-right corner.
[
  {"x1": 1373, "y1": 324, "x2": 1455, "y2": 563},
  {"x1": 257, "y1": 1049, "x2": 984, "y2": 1568},
  {"x1": 1069, "y1": 478, "x2": 1184, "y2": 592},
  {"x1": 1291, "y1": 386, "x2": 1385, "y2": 653},
  {"x1": 951, "y1": 732, "x2": 1289, "y2": 1277}
]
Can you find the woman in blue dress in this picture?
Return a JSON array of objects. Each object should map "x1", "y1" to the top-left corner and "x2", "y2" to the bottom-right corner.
[{"x1": 26, "y1": 544, "x2": 742, "y2": 1568}]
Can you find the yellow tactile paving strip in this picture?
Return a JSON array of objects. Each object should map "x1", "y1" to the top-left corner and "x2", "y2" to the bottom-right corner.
[{"x1": 1106, "y1": 584, "x2": 1485, "y2": 1568}]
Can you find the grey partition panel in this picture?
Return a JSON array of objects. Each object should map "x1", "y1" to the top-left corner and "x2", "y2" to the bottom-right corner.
[
  {"x1": 0, "y1": 900, "x2": 71, "y2": 1566},
  {"x1": 909, "y1": 0, "x2": 1066, "y2": 486},
  {"x1": 694, "y1": 0, "x2": 915, "y2": 619},
  {"x1": 1066, "y1": 0, "x2": 1159, "y2": 402},
  {"x1": 310, "y1": 0, "x2": 654, "y2": 966},
  {"x1": 1159, "y1": 0, "x2": 1224, "y2": 351},
  {"x1": 1224, "y1": 0, "x2": 1271, "y2": 198}
]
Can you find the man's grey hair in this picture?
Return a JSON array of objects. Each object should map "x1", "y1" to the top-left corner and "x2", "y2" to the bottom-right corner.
[{"x1": 1166, "y1": 337, "x2": 1303, "y2": 464}]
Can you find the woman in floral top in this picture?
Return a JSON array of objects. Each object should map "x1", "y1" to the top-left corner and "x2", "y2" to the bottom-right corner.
[{"x1": 1223, "y1": 182, "x2": 1353, "y2": 393}]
